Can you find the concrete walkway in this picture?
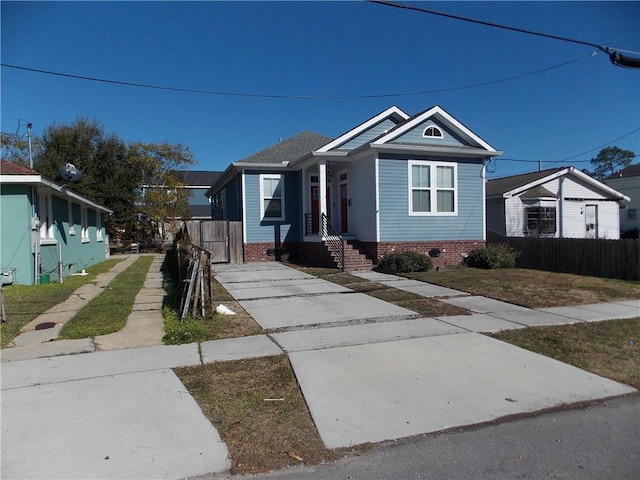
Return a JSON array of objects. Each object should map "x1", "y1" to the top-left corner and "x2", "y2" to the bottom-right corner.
[
  {"x1": 214, "y1": 263, "x2": 637, "y2": 450},
  {"x1": 1, "y1": 254, "x2": 166, "y2": 362},
  {"x1": 1, "y1": 260, "x2": 638, "y2": 479}
]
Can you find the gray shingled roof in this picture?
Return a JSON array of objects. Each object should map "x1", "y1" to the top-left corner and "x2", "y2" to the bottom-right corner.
[
  {"x1": 606, "y1": 163, "x2": 640, "y2": 179},
  {"x1": 486, "y1": 167, "x2": 565, "y2": 196},
  {"x1": 176, "y1": 170, "x2": 223, "y2": 186},
  {"x1": 235, "y1": 131, "x2": 332, "y2": 164}
]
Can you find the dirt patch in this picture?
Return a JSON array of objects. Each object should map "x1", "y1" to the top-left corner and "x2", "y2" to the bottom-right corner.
[{"x1": 175, "y1": 355, "x2": 365, "y2": 474}]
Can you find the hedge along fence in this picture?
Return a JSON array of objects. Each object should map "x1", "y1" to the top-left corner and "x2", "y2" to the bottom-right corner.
[{"x1": 488, "y1": 232, "x2": 640, "y2": 281}]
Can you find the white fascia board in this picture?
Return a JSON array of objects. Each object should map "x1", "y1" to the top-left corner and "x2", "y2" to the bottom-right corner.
[
  {"x1": 64, "y1": 189, "x2": 113, "y2": 213},
  {"x1": 504, "y1": 168, "x2": 570, "y2": 198},
  {"x1": 0, "y1": 174, "x2": 42, "y2": 184},
  {"x1": 369, "y1": 143, "x2": 503, "y2": 158},
  {"x1": 372, "y1": 105, "x2": 499, "y2": 153},
  {"x1": 316, "y1": 106, "x2": 410, "y2": 152},
  {"x1": 233, "y1": 161, "x2": 289, "y2": 169},
  {"x1": 505, "y1": 167, "x2": 630, "y2": 202},
  {"x1": 568, "y1": 167, "x2": 631, "y2": 201},
  {"x1": 291, "y1": 151, "x2": 348, "y2": 170}
]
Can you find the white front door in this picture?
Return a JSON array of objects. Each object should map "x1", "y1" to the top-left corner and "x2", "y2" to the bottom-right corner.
[{"x1": 585, "y1": 204, "x2": 597, "y2": 239}]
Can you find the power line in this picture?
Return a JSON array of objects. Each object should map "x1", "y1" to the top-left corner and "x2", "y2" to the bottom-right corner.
[
  {"x1": 498, "y1": 128, "x2": 640, "y2": 165},
  {"x1": 369, "y1": 0, "x2": 640, "y2": 68},
  {"x1": 1, "y1": 52, "x2": 594, "y2": 100}
]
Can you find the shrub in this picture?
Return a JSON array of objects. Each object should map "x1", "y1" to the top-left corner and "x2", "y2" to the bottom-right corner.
[
  {"x1": 376, "y1": 251, "x2": 433, "y2": 274},
  {"x1": 162, "y1": 307, "x2": 208, "y2": 345},
  {"x1": 465, "y1": 244, "x2": 520, "y2": 269}
]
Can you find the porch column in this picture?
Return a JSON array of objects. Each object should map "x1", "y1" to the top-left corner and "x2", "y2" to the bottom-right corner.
[{"x1": 318, "y1": 160, "x2": 328, "y2": 235}]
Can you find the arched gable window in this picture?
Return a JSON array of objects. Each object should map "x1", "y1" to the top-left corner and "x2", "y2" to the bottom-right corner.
[{"x1": 422, "y1": 126, "x2": 444, "y2": 138}]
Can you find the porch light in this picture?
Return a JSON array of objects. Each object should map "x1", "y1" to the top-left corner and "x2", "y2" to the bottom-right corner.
[{"x1": 327, "y1": 170, "x2": 334, "y2": 182}]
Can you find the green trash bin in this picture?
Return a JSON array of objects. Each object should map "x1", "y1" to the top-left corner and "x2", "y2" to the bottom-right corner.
[{"x1": 39, "y1": 273, "x2": 50, "y2": 284}]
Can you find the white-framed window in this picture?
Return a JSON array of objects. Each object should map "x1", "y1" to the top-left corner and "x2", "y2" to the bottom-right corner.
[
  {"x1": 423, "y1": 126, "x2": 444, "y2": 138},
  {"x1": 38, "y1": 192, "x2": 55, "y2": 240},
  {"x1": 81, "y1": 205, "x2": 89, "y2": 242},
  {"x1": 260, "y1": 174, "x2": 285, "y2": 220},
  {"x1": 96, "y1": 211, "x2": 103, "y2": 241},
  {"x1": 408, "y1": 161, "x2": 457, "y2": 215},
  {"x1": 68, "y1": 202, "x2": 76, "y2": 235},
  {"x1": 525, "y1": 206, "x2": 557, "y2": 235}
]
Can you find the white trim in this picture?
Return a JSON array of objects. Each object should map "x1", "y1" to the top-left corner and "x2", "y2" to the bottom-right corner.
[
  {"x1": 96, "y1": 211, "x2": 103, "y2": 241},
  {"x1": 408, "y1": 160, "x2": 458, "y2": 216},
  {"x1": 375, "y1": 157, "x2": 380, "y2": 242},
  {"x1": 259, "y1": 173, "x2": 285, "y2": 221},
  {"x1": 373, "y1": 105, "x2": 499, "y2": 153},
  {"x1": 317, "y1": 106, "x2": 410, "y2": 152},
  {"x1": 504, "y1": 167, "x2": 630, "y2": 202},
  {"x1": 242, "y1": 172, "x2": 247, "y2": 244},
  {"x1": 80, "y1": 205, "x2": 89, "y2": 242},
  {"x1": 422, "y1": 125, "x2": 444, "y2": 138},
  {"x1": 38, "y1": 191, "x2": 54, "y2": 240}
]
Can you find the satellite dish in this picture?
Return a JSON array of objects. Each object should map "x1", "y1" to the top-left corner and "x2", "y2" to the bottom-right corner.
[{"x1": 58, "y1": 163, "x2": 83, "y2": 182}]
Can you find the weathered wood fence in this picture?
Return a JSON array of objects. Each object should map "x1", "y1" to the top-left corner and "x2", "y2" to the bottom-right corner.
[
  {"x1": 488, "y1": 231, "x2": 640, "y2": 280},
  {"x1": 182, "y1": 220, "x2": 243, "y2": 264}
]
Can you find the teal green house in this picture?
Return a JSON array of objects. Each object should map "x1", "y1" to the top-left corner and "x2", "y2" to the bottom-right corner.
[{"x1": 1, "y1": 160, "x2": 112, "y2": 285}]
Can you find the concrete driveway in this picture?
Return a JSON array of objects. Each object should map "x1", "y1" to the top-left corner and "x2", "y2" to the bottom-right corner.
[{"x1": 214, "y1": 262, "x2": 637, "y2": 450}]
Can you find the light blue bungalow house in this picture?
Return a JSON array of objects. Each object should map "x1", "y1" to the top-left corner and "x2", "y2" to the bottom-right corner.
[
  {"x1": 207, "y1": 106, "x2": 502, "y2": 270},
  {"x1": 1, "y1": 160, "x2": 112, "y2": 285}
]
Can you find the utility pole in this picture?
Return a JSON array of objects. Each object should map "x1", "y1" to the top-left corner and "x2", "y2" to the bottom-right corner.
[{"x1": 27, "y1": 122, "x2": 33, "y2": 169}]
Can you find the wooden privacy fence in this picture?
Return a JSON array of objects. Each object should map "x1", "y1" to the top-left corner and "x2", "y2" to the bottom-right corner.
[
  {"x1": 488, "y1": 232, "x2": 640, "y2": 281},
  {"x1": 182, "y1": 220, "x2": 243, "y2": 264}
]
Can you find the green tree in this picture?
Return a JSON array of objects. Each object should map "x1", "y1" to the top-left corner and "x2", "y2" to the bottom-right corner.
[
  {"x1": 586, "y1": 146, "x2": 635, "y2": 180},
  {"x1": 1, "y1": 132, "x2": 41, "y2": 167},
  {"x1": 128, "y1": 141, "x2": 195, "y2": 248},
  {"x1": 34, "y1": 118, "x2": 140, "y2": 238}
]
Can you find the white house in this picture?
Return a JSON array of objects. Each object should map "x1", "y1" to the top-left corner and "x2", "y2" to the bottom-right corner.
[
  {"x1": 604, "y1": 163, "x2": 640, "y2": 236},
  {"x1": 486, "y1": 167, "x2": 629, "y2": 239}
]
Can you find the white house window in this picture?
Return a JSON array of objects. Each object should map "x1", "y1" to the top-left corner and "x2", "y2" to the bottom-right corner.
[
  {"x1": 38, "y1": 192, "x2": 54, "y2": 240},
  {"x1": 96, "y1": 211, "x2": 103, "y2": 241},
  {"x1": 81, "y1": 206, "x2": 89, "y2": 242},
  {"x1": 260, "y1": 174, "x2": 285, "y2": 220},
  {"x1": 409, "y1": 161, "x2": 457, "y2": 215},
  {"x1": 423, "y1": 126, "x2": 443, "y2": 138},
  {"x1": 68, "y1": 202, "x2": 76, "y2": 235},
  {"x1": 525, "y1": 206, "x2": 556, "y2": 235}
]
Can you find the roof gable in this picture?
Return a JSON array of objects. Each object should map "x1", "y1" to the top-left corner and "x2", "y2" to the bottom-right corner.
[
  {"x1": 236, "y1": 131, "x2": 332, "y2": 165},
  {"x1": 372, "y1": 105, "x2": 499, "y2": 153},
  {"x1": 316, "y1": 106, "x2": 409, "y2": 152},
  {"x1": 487, "y1": 167, "x2": 629, "y2": 202}
]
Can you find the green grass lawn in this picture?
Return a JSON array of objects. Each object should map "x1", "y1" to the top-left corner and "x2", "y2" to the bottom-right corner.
[
  {"x1": 1, "y1": 258, "x2": 124, "y2": 347},
  {"x1": 59, "y1": 255, "x2": 155, "y2": 339}
]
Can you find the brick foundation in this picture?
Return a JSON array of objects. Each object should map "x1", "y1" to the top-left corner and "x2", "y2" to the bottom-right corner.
[
  {"x1": 243, "y1": 242, "x2": 297, "y2": 263},
  {"x1": 359, "y1": 240, "x2": 486, "y2": 267},
  {"x1": 244, "y1": 239, "x2": 486, "y2": 268}
]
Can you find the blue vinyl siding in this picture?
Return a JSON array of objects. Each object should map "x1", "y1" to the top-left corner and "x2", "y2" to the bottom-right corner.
[
  {"x1": 0, "y1": 184, "x2": 34, "y2": 284},
  {"x1": 347, "y1": 156, "x2": 378, "y2": 241},
  {"x1": 378, "y1": 158, "x2": 484, "y2": 241},
  {"x1": 390, "y1": 119, "x2": 466, "y2": 148},
  {"x1": 244, "y1": 170, "x2": 301, "y2": 243},
  {"x1": 337, "y1": 119, "x2": 400, "y2": 151}
]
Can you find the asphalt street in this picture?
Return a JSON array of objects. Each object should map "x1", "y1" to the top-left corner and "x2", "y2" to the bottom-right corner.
[{"x1": 207, "y1": 395, "x2": 640, "y2": 480}]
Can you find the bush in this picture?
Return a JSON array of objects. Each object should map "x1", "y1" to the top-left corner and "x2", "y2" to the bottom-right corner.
[
  {"x1": 376, "y1": 251, "x2": 433, "y2": 274},
  {"x1": 465, "y1": 244, "x2": 520, "y2": 269},
  {"x1": 162, "y1": 307, "x2": 208, "y2": 345}
]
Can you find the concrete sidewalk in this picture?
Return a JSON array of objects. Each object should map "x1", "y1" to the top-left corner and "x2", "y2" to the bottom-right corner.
[
  {"x1": 216, "y1": 263, "x2": 637, "y2": 450},
  {"x1": 1, "y1": 260, "x2": 638, "y2": 479}
]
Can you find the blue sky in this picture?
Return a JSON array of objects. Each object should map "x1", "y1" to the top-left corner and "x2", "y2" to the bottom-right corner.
[{"x1": 2, "y1": 1, "x2": 639, "y2": 179}]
